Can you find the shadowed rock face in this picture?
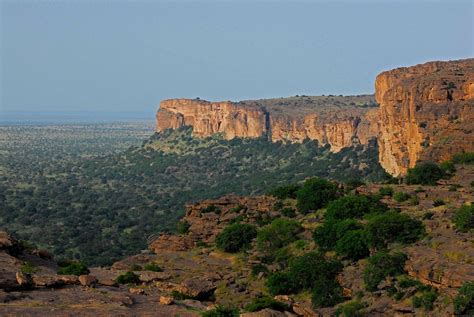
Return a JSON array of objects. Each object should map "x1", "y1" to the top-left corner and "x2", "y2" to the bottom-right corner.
[
  {"x1": 156, "y1": 96, "x2": 378, "y2": 153},
  {"x1": 375, "y1": 58, "x2": 474, "y2": 176}
]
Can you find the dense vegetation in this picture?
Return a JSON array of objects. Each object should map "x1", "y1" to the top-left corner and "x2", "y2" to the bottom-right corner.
[{"x1": 0, "y1": 125, "x2": 386, "y2": 265}]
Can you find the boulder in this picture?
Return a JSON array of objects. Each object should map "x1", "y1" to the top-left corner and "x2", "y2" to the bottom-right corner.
[
  {"x1": 139, "y1": 271, "x2": 171, "y2": 283},
  {"x1": 159, "y1": 295, "x2": 174, "y2": 305},
  {"x1": 292, "y1": 303, "x2": 321, "y2": 317},
  {"x1": 57, "y1": 274, "x2": 79, "y2": 285},
  {"x1": 240, "y1": 309, "x2": 289, "y2": 317},
  {"x1": 32, "y1": 274, "x2": 65, "y2": 288},
  {"x1": 177, "y1": 278, "x2": 216, "y2": 300},
  {"x1": 15, "y1": 272, "x2": 32, "y2": 287},
  {"x1": 79, "y1": 275, "x2": 97, "y2": 287}
]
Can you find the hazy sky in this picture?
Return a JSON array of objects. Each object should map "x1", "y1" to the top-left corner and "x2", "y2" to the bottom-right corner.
[{"x1": 1, "y1": 1, "x2": 472, "y2": 115}]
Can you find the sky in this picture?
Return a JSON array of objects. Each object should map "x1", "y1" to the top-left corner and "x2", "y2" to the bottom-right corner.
[{"x1": 0, "y1": 0, "x2": 472, "y2": 117}]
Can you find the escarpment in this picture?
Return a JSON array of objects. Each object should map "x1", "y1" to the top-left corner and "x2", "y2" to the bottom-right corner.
[
  {"x1": 156, "y1": 58, "x2": 474, "y2": 176},
  {"x1": 375, "y1": 58, "x2": 474, "y2": 176},
  {"x1": 156, "y1": 95, "x2": 379, "y2": 152}
]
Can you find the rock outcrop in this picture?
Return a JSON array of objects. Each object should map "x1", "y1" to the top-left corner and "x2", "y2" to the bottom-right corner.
[
  {"x1": 375, "y1": 58, "x2": 474, "y2": 176},
  {"x1": 156, "y1": 96, "x2": 378, "y2": 152}
]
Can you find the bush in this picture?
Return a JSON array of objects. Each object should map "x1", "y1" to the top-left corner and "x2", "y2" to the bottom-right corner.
[
  {"x1": 244, "y1": 295, "x2": 289, "y2": 312},
  {"x1": 177, "y1": 220, "x2": 190, "y2": 234},
  {"x1": 266, "y1": 252, "x2": 343, "y2": 296},
  {"x1": 335, "y1": 301, "x2": 367, "y2": 317},
  {"x1": 281, "y1": 207, "x2": 296, "y2": 218},
  {"x1": 405, "y1": 162, "x2": 445, "y2": 185},
  {"x1": 268, "y1": 184, "x2": 301, "y2": 200},
  {"x1": 251, "y1": 263, "x2": 269, "y2": 277},
  {"x1": 296, "y1": 178, "x2": 339, "y2": 214},
  {"x1": 453, "y1": 204, "x2": 474, "y2": 232},
  {"x1": 115, "y1": 271, "x2": 140, "y2": 284},
  {"x1": 257, "y1": 219, "x2": 303, "y2": 253},
  {"x1": 311, "y1": 277, "x2": 344, "y2": 308},
  {"x1": 433, "y1": 199, "x2": 445, "y2": 207},
  {"x1": 313, "y1": 219, "x2": 362, "y2": 251},
  {"x1": 393, "y1": 192, "x2": 411, "y2": 202},
  {"x1": 363, "y1": 252, "x2": 407, "y2": 291},
  {"x1": 422, "y1": 212, "x2": 434, "y2": 220},
  {"x1": 440, "y1": 161, "x2": 456, "y2": 175},
  {"x1": 412, "y1": 290, "x2": 437, "y2": 311},
  {"x1": 266, "y1": 272, "x2": 295, "y2": 295},
  {"x1": 335, "y1": 229, "x2": 370, "y2": 261},
  {"x1": 143, "y1": 262, "x2": 162, "y2": 272},
  {"x1": 454, "y1": 281, "x2": 474, "y2": 315},
  {"x1": 57, "y1": 261, "x2": 89, "y2": 276},
  {"x1": 379, "y1": 186, "x2": 394, "y2": 197},
  {"x1": 202, "y1": 305, "x2": 239, "y2": 317},
  {"x1": 325, "y1": 194, "x2": 388, "y2": 222},
  {"x1": 215, "y1": 223, "x2": 257, "y2": 253},
  {"x1": 21, "y1": 262, "x2": 38, "y2": 274},
  {"x1": 366, "y1": 211, "x2": 424, "y2": 249},
  {"x1": 452, "y1": 152, "x2": 474, "y2": 164}
]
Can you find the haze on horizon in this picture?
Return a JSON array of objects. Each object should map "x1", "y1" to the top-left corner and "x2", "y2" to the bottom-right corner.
[{"x1": 1, "y1": 0, "x2": 472, "y2": 118}]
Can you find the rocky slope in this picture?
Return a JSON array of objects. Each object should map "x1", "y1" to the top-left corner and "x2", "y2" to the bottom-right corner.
[
  {"x1": 156, "y1": 59, "x2": 474, "y2": 175},
  {"x1": 376, "y1": 58, "x2": 474, "y2": 176},
  {"x1": 156, "y1": 95, "x2": 378, "y2": 152}
]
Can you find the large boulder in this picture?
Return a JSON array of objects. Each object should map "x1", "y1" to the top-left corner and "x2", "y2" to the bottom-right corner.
[{"x1": 177, "y1": 278, "x2": 216, "y2": 300}]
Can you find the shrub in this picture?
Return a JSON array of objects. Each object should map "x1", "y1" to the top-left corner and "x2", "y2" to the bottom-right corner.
[
  {"x1": 266, "y1": 252, "x2": 342, "y2": 296},
  {"x1": 296, "y1": 178, "x2": 339, "y2": 214},
  {"x1": 449, "y1": 184, "x2": 462, "y2": 192},
  {"x1": 344, "y1": 178, "x2": 365, "y2": 190},
  {"x1": 454, "y1": 281, "x2": 474, "y2": 315},
  {"x1": 393, "y1": 192, "x2": 411, "y2": 202},
  {"x1": 335, "y1": 301, "x2": 367, "y2": 317},
  {"x1": 115, "y1": 271, "x2": 140, "y2": 284},
  {"x1": 439, "y1": 161, "x2": 456, "y2": 175},
  {"x1": 452, "y1": 152, "x2": 474, "y2": 164},
  {"x1": 257, "y1": 219, "x2": 303, "y2": 253},
  {"x1": 313, "y1": 219, "x2": 362, "y2": 250},
  {"x1": 244, "y1": 295, "x2": 289, "y2": 312},
  {"x1": 412, "y1": 290, "x2": 437, "y2": 311},
  {"x1": 366, "y1": 211, "x2": 424, "y2": 249},
  {"x1": 408, "y1": 196, "x2": 419, "y2": 206},
  {"x1": 335, "y1": 229, "x2": 370, "y2": 261},
  {"x1": 143, "y1": 262, "x2": 162, "y2": 272},
  {"x1": 311, "y1": 277, "x2": 344, "y2": 308},
  {"x1": 379, "y1": 186, "x2": 394, "y2": 197},
  {"x1": 202, "y1": 205, "x2": 221, "y2": 214},
  {"x1": 130, "y1": 264, "x2": 143, "y2": 271},
  {"x1": 57, "y1": 261, "x2": 89, "y2": 276},
  {"x1": 281, "y1": 207, "x2": 296, "y2": 218},
  {"x1": 268, "y1": 184, "x2": 301, "y2": 200},
  {"x1": 433, "y1": 199, "x2": 445, "y2": 207},
  {"x1": 405, "y1": 162, "x2": 445, "y2": 185},
  {"x1": 251, "y1": 263, "x2": 269, "y2": 277},
  {"x1": 453, "y1": 204, "x2": 474, "y2": 232},
  {"x1": 363, "y1": 252, "x2": 407, "y2": 291},
  {"x1": 325, "y1": 194, "x2": 388, "y2": 222},
  {"x1": 177, "y1": 220, "x2": 190, "y2": 234},
  {"x1": 21, "y1": 262, "x2": 38, "y2": 274},
  {"x1": 266, "y1": 272, "x2": 295, "y2": 295},
  {"x1": 215, "y1": 223, "x2": 257, "y2": 253},
  {"x1": 422, "y1": 212, "x2": 434, "y2": 220}
]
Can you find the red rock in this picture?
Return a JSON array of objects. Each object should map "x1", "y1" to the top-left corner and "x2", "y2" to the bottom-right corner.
[
  {"x1": 78, "y1": 275, "x2": 97, "y2": 287},
  {"x1": 159, "y1": 295, "x2": 174, "y2": 305}
]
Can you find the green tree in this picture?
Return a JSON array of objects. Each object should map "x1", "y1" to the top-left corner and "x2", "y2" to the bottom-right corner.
[
  {"x1": 215, "y1": 223, "x2": 257, "y2": 253},
  {"x1": 363, "y1": 252, "x2": 406, "y2": 291},
  {"x1": 296, "y1": 178, "x2": 339, "y2": 214},
  {"x1": 325, "y1": 194, "x2": 387, "y2": 222},
  {"x1": 454, "y1": 281, "x2": 474, "y2": 315},
  {"x1": 453, "y1": 204, "x2": 474, "y2": 232},
  {"x1": 405, "y1": 162, "x2": 445, "y2": 185},
  {"x1": 366, "y1": 211, "x2": 424, "y2": 249},
  {"x1": 257, "y1": 218, "x2": 303, "y2": 253},
  {"x1": 335, "y1": 229, "x2": 370, "y2": 261},
  {"x1": 313, "y1": 219, "x2": 362, "y2": 251}
]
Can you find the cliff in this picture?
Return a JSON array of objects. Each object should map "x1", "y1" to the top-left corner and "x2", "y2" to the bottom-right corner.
[
  {"x1": 375, "y1": 58, "x2": 474, "y2": 176},
  {"x1": 156, "y1": 95, "x2": 378, "y2": 152},
  {"x1": 156, "y1": 59, "x2": 474, "y2": 176}
]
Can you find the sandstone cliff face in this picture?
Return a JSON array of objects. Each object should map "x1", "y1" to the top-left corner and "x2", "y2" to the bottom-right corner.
[
  {"x1": 156, "y1": 96, "x2": 378, "y2": 152},
  {"x1": 376, "y1": 59, "x2": 474, "y2": 176}
]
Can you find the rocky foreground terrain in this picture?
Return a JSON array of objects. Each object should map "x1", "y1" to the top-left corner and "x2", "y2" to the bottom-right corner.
[
  {"x1": 156, "y1": 59, "x2": 474, "y2": 176},
  {"x1": 1, "y1": 163, "x2": 473, "y2": 316}
]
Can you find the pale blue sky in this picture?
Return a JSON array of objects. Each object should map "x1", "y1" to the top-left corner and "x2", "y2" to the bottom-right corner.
[{"x1": 1, "y1": 1, "x2": 472, "y2": 116}]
